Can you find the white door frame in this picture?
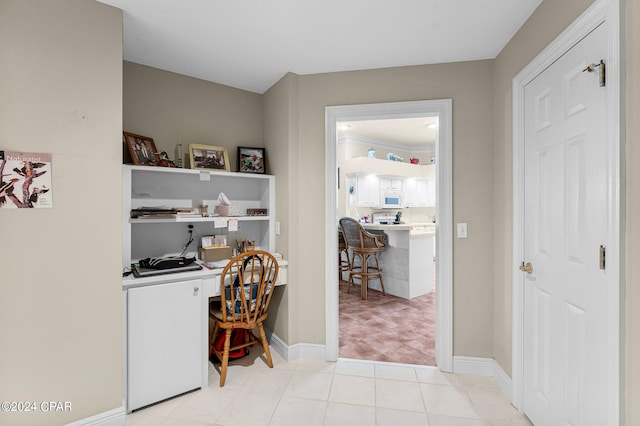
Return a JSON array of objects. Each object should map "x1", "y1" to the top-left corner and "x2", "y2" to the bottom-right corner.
[
  {"x1": 512, "y1": 0, "x2": 621, "y2": 420},
  {"x1": 325, "y1": 99, "x2": 453, "y2": 372}
]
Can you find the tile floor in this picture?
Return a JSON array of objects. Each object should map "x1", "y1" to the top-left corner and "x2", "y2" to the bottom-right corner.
[
  {"x1": 126, "y1": 349, "x2": 532, "y2": 426},
  {"x1": 338, "y1": 280, "x2": 435, "y2": 365}
]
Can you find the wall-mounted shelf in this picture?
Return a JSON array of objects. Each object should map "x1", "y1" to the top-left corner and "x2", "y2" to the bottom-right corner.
[
  {"x1": 341, "y1": 156, "x2": 432, "y2": 178},
  {"x1": 122, "y1": 165, "x2": 275, "y2": 267}
]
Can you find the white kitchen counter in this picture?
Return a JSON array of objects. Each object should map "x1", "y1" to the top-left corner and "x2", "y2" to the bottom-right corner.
[
  {"x1": 363, "y1": 223, "x2": 434, "y2": 238},
  {"x1": 363, "y1": 223, "x2": 412, "y2": 231}
]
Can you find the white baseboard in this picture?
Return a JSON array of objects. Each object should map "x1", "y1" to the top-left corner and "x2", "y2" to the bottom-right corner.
[
  {"x1": 453, "y1": 356, "x2": 513, "y2": 399},
  {"x1": 65, "y1": 406, "x2": 126, "y2": 426},
  {"x1": 288, "y1": 342, "x2": 326, "y2": 360},
  {"x1": 491, "y1": 359, "x2": 512, "y2": 398},
  {"x1": 267, "y1": 331, "x2": 290, "y2": 360},
  {"x1": 453, "y1": 356, "x2": 495, "y2": 376},
  {"x1": 267, "y1": 332, "x2": 329, "y2": 361}
]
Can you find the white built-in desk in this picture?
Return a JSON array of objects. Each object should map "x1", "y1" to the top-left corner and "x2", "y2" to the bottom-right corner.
[{"x1": 122, "y1": 261, "x2": 287, "y2": 412}]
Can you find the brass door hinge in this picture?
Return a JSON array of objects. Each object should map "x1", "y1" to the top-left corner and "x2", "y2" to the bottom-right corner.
[
  {"x1": 519, "y1": 262, "x2": 533, "y2": 274},
  {"x1": 582, "y1": 59, "x2": 606, "y2": 87}
]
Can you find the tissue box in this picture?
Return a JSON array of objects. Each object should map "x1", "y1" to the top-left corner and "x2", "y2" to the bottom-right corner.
[
  {"x1": 199, "y1": 246, "x2": 233, "y2": 262},
  {"x1": 214, "y1": 205, "x2": 242, "y2": 217}
]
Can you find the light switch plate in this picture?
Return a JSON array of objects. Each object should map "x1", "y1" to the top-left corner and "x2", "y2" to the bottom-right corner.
[
  {"x1": 275, "y1": 221, "x2": 281, "y2": 236},
  {"x1": 457, "y1": 222, "x2": 468, "y2": 238}
]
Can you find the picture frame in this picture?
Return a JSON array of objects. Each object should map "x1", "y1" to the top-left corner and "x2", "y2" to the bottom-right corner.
[
  {"x1": 189, "y1": 144, "x2": 230, "y2": 172},
  {"x1": 123, "y1": 132, "x2": 160, "y2": 166},
  {"x1": 237, "y1": 146, "x2": 266, "y2": 174}
]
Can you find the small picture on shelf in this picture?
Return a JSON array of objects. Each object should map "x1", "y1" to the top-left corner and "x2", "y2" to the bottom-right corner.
[
  {"x1": 123, "y1": 132, "x2": 160, "y2": 166},
  {"x1": 237, "y1": 146, "x2": 265, "y2": 174},
  {"x1": 189, "y1": 144, "x2": 230, "y2": 172}
]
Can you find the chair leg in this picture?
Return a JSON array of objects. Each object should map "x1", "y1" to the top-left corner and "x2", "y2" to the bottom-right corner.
[
  {"x1": 219, "y1": 329, "x2": 232, "y2": 387},
  {"x1": 374, "y1": 253, "x2": 385, "y2": 295},
  {"x1": 257, "y1": 323, "x2": 273, "y2": 368},
  {"x1": 362, "y1": 254, "x2": 369, "y2": 300},
  {"x1": 346, "y1": 251, "x2": 356, "y2": 293},
  {"x1": 209, "y1": 320, "x2": 220, "y2": 359}
]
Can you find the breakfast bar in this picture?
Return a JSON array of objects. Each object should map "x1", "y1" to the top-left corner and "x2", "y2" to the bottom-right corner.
[{"x1": 363, "y1": 224, "x2": 434, "y2": 299}]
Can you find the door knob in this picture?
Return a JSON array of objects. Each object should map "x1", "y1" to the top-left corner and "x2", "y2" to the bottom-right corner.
[{"x1": 519, "y1": 262, "x2": 533, "y2": 274}]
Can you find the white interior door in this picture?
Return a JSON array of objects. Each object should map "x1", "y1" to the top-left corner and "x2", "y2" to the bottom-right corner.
[{"x1": 522, "y1": 23, "x2": 610, "y2": 425}]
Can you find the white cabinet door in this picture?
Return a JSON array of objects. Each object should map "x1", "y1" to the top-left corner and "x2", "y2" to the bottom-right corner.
[
  {"x1": 355, "y1": 174, "x2": 380, "y2": 207},
  {"x1": 127, "y1": 279, "x2": 202, "y2": 411},
  {"x1": 379, "y1": 176, "x2": 402, "y2": 191},
  {"x1": 426, "y1": 177, "x2": 435, "y2": 206},
  {"x1": 403, "y1": 178, "x2": 431, "y2": 207}
]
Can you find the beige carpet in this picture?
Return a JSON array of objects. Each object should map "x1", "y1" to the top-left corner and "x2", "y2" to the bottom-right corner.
[{"x1": 338, "y1": 280, "x2": 436, "y2": 366}]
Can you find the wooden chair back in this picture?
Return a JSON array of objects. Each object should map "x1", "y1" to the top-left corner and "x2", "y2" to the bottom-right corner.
[{"x1": 219, "y1": 250, "x2": 279, "y2": 326}]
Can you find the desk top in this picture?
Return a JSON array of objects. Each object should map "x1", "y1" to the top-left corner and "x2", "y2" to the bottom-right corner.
[{"x1": 122, "y1": 259, "x2": 288, "y2": 290}]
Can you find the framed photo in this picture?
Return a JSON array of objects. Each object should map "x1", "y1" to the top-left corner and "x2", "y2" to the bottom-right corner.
[
  {"x1": 189, "y1": 144, "x2": 230, "y2": 172},
  {"x1": 123, "y1": 132, "x2": 159, "y2": 166},
  {"x1": 237, "y1": 146, "x2": 265, "y2": 174}
]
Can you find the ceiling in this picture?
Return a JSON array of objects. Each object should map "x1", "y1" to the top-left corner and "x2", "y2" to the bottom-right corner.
[
  {"x1": 338, "y1": 117, "x2": 439, "y2": 148},
  {"x1": 98, "y1": 0, "x2": 541, "y2": 94}
]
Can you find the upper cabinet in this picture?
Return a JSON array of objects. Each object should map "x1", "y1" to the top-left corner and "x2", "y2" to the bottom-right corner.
[
  {"x1": 122, "y1": 165, "x2": 275, "y2": 268},
  {"x1": 348, "y1": 173, "x2": 381, "y2": 208},
  {"x1": 378, "y1": 176, "x2": 402, "y2": 191},
  {"x1": 403, "y1": 178, "x2": 435, "y2": 207},
  {"x1": 342, "y1": 157, "x2": 435, "y2": 208}
]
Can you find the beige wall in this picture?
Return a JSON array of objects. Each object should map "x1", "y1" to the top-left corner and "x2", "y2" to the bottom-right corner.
[
  {"x1": 625, "y1": 0, "x2": 640, "y2": 423},
  {"x1": 4, "y1": 1, "x2": 636, "y2": 423},
  {"x1": 491, "y1": 0, "x2": 595, "y2": 377},
  {"x1": 123, "y1": 62, "x2": 263, "y2": 171},
  {"x1": 0, "y1": 1, "x2": 123, "y2": 424},
  {"x1": 262, "y1": 73, "x2": 301, "y2": 341},
  {"x1": 286, "y1": 62, "x2": 496, "y2": 352}
]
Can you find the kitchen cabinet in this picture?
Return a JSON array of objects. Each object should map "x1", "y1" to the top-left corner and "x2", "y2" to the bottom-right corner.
[
  {"x1": 426, "y1": 177, "x2": 435, "y2": 206},
  {"x1": 348, "y1": 173, "x2": 380, "y2": 208},
  {"x1": 403, "y1": 177, "x2": 434, "y2": 207},
  {"x1": 127, "y1": 279, "x2": 202, "y2": 411},
  {"x1": 379, "y1": 176, "x2": 402, "y2": 191}
]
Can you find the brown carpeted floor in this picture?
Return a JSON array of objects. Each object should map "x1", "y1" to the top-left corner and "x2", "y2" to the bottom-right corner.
[{"x1": 338, "y1": 279, "x2": 436, "y2": 366}]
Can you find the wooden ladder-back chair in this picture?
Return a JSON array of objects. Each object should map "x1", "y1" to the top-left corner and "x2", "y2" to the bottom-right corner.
[
  {"x1": 209, "y1": 250, "x2": 279, "y2": 386},
  {"x1": 339, "y1": 217, "x2": 386, "y2": 300}
]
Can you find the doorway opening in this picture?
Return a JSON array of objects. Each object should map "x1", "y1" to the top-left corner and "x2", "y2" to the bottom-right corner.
[
  {"x1": 325, "y1": 100, "x2": 453, "y2": 372},
  {"x1": 337, "y1": 116, "x2": 437, "y2": 365}
]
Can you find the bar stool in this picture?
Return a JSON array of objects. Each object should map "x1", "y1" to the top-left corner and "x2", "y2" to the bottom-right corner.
[
  {"x1": 338, "y1": 228, "x2": 350, "y2": 281},
  {"x1": 338, "y1": 217, "x2": 386, "y2": 300}
]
